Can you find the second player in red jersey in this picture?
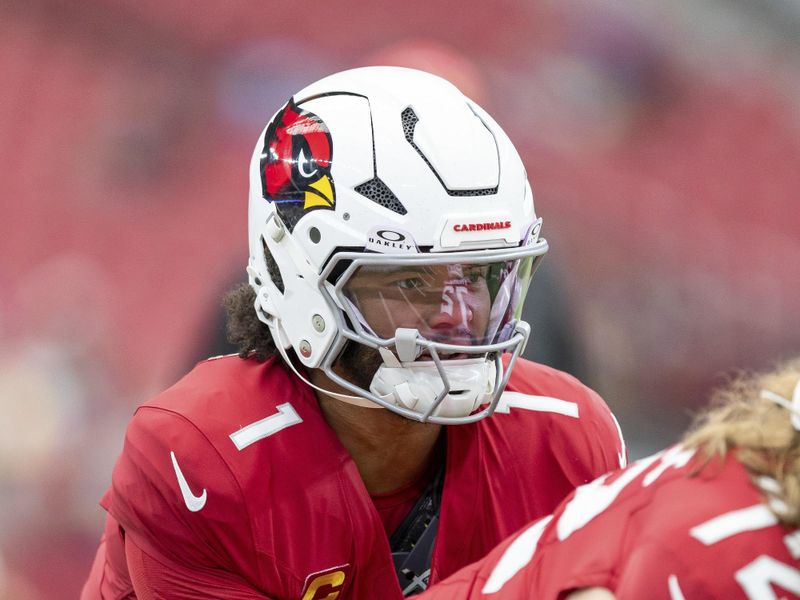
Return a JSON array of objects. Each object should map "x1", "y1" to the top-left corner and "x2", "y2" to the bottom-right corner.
[{"x1": 420, "y1": 360, "x2": 800, "y2": 600}]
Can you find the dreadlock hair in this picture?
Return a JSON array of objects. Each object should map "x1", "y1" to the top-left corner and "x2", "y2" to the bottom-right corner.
[
  {"x1": 223, "y1": 283, "x2": 278, "y2": 361},
  {"x1": 682, "y1": 358, "x2": 800, "y2": 526}
]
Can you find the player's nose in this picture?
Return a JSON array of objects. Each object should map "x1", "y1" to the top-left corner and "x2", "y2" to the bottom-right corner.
[{"x1": 425, "y1": 287, "x2": 473, "y2": 331}]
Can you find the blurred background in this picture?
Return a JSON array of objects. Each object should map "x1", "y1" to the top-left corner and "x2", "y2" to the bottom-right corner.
[{"x1": 1, "y1": 0, "x2": 799, "y2": 596}]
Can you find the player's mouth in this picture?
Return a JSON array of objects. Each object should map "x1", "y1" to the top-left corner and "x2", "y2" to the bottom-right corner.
[{"x1": 418, "y1": 351, "x2": 470, "y2": 362}]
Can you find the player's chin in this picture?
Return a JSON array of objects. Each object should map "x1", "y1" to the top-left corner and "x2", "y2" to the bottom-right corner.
[{"x1": 334, "y1": 342, "x2": 383, "y2": 389}]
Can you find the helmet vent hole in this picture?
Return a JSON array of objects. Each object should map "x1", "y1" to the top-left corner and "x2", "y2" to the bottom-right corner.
[
  {"x1": 309, "y1": 227, "x2": 321, "y2": 243},
  {"x1": 354, "y1": 177, "x2": 407, "y2": 215}
]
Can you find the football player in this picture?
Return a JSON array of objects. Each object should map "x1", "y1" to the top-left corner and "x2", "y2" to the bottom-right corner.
[
  {"x1": 81, "y1": 67, "x2": 625, "y2": 599},
  {"x1": 419, "y1": 359, "x2": 800, "y2": 599}
]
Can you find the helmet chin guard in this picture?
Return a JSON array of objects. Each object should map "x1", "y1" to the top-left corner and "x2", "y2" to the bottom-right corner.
[
  {"x1": 371, "y1": 329, "x2": 498, "y2": 419},
  {"x1": 370, "y1": 358, "x2": 496, "y2": 418},
  {"x1": 320, "y1": 321, "x2": 531, "y2": 424}
]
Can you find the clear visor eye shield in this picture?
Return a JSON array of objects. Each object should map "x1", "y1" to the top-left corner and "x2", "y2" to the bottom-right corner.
[{"x1": 317, "y1": 239, "x2": 548, "y2": 424}]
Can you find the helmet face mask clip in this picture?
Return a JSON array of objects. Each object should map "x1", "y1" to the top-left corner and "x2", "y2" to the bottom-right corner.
[{"x1": 247, "y1": 66, "x2": 548, "y2": 424}]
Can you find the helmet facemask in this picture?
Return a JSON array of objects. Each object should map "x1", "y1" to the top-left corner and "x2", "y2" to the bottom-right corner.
[{"x1": 313, "y1": 245, "x2": 545, "y2": 423}]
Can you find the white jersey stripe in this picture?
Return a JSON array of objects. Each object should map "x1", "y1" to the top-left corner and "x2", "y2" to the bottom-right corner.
[
  {"x1": 690, "y1": 504, "x2": 778, "y2": 545},
  {"x1": 609, "y1": 411, "x2": 627, "y2": 468},
  {"x1": 482, "y1": 516, "x2": 553, "y2": 594},
  {"x1": 785, "y1": 530, "x2": 800, "y2": 559},
  {"x1": 495, "y1": 392, "x2": 579, "y2": 418},
  {"x1": 668, "y1": 574, "x2": 687, "y2": 600}
]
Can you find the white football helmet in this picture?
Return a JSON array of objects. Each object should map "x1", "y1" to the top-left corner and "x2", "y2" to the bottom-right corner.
[{"x1": 247, "y1": 66, "x2": 548, "y2": 424}]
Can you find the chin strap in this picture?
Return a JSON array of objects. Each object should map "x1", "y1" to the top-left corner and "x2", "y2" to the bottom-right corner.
[
  {"x1": 759, "y1": 378, "x2": 800, "y2": 430},
  {"x1": 275, "y1": 341, "x2": 382, "y2": 409}
]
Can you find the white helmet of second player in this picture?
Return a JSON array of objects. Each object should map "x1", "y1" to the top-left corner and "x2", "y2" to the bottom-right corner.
[{"x1": 247, "y1": 66, "x2": 547, "y2": 424}]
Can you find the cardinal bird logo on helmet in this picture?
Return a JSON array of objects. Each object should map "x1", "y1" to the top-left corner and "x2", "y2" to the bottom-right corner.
[{"x1": 260, "y1": 99, "x2": 335, "y2": 229}]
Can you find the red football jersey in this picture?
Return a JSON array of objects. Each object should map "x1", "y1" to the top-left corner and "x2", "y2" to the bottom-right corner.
[
  {"x1": 81, "y1": 355, "x2": 624, "y2": 599},
  {"x1": 420, "y1": 446, "x2": 800, "y2": 600}
]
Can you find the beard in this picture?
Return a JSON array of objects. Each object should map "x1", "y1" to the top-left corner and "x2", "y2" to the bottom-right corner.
[{"x1": 332, "y1": 341, "x2": 384, "y2": 391}]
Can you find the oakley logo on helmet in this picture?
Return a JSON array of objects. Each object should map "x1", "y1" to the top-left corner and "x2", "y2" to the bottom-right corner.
[
  {"x1": 366, "y1": 227, "x2": 418, "y2": 253},
  {"x1": 453, "y1": 221, "x2": 511, "y2": 232},
  {"x1": 260, "y1": 99, "x2": 336, "y2": 230},
  {"x1": 377, "y1": 230, "x2": 405, "y2": 242}
]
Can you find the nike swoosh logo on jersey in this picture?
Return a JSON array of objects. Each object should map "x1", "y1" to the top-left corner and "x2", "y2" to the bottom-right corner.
[{"x1": 170, "y1": 451, "x2": 207, "y2": 512}]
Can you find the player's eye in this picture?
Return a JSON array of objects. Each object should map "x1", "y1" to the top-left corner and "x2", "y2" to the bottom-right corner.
[{"x1": 395, "y1": 277, "x2": 426, "y2": 290}]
